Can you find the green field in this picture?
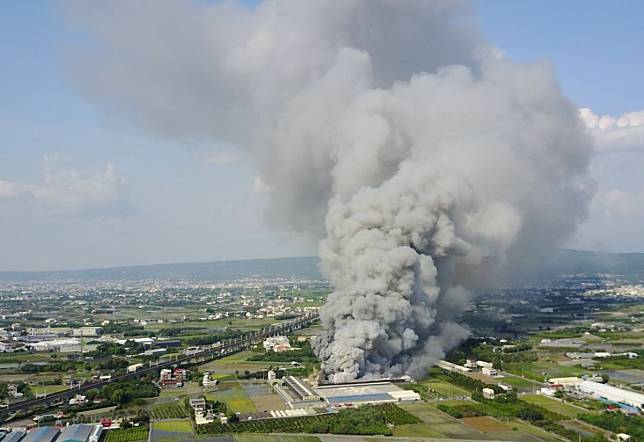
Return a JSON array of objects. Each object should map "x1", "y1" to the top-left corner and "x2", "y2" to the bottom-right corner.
[
  {"x1": 496, "y1": 376, "x2": 538, "y2": 390},
  {"x1": 521, "y1": 394, "x2": 587, "y2": 418},
  {"x1": 33, "y1": 384, "x2": 69, "y2": 394},
  {"x1": 206, "y1": 384, "x2": 256, "y2": 413},
  {"x1": 422, "y1": 381, "x2": 470, "y2": 397},
  {"x1": 152, "y1": 419, "x2": 194, "y2": 433},
  {"x1": 105, "y1": 427, "x2": 149, "y2": 442},
  {"x1": 504, "y1": 362, "x2": 586, "y2": 381},
  {"x1": 149, "y1": 401, "x2": 190, "y2": 419}
]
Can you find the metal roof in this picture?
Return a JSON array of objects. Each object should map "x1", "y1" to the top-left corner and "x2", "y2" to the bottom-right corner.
[
  {"x1": 326, "y1": 393, "x2": 394, "y2": 404},
  {"x1": 2, "y1": 432, "x2": 26, "y2": 442},
  {"x1": 58, "y1": 424, "x2": 94, "y2": 442},
  {"x1": 22, "y1": 427, "x2": 58, "y2": 442}
]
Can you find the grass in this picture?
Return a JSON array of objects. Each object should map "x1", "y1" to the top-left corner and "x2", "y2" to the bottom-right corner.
[
  {"x1": 521, "y1": 394, "x2": 585, "y2": 418},
  {"x1": 152, "y1": 419, "x2": 194, "y2": 433},
  {"x1": 421, "y1": 381, "x2": 470, "y2": 397},
  {"x1": 206, "y1": 384, "x2": 256, "y2": 413},
  {"x1": 496, "y1": 376, "x2": 538, "y2": 390},
  {"x1": 33, "y1": 384, "x2": 68, "y2": 394},
  {"x1": 504, "y1": 362, "x2": 587, "y2": 381}
]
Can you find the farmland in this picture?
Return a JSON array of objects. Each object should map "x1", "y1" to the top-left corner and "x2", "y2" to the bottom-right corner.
[
  {"x1": 521, "y1": 394, "x2": 585, "y2": 418},
  {"x1": 104, "y1": 427, "x2": 149, "y2": 442},
  {"x1": 149, "y1": 401, "x2": 190, "y2": 420},
  {"x1": 206, "y1": 383, "x2": 256, "y2": 413},
  {"x1": 196, "y1": 404, "x2": 418, "y2": 436},
  {"x1": 152, "y1": 419, "x2": 194, "y2": 433}
]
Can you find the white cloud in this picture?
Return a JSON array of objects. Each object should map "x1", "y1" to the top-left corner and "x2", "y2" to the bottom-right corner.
[
  {"x1": 0, "y1": 155, "x2": 132, "y2": 217},
  {"x1": 580, "y1": 107, "x2": 644, "y2": 154}
]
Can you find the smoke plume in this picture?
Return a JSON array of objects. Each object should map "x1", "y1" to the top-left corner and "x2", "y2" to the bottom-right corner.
[{"x1": 68, "y1": 0, "x2": 594, "y2": 382}]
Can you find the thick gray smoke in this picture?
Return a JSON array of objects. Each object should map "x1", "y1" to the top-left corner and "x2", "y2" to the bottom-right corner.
[{"x1": 68, "y1": 0, "x2": 594, "y2": 382}]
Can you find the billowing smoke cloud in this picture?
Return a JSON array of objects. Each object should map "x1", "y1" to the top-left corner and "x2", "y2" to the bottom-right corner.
[{"x1": 67, "y1": 0, "x2": 594, "y2": 381}]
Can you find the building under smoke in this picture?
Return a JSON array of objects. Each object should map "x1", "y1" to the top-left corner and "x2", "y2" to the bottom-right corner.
[{"x1": 71, "y1": 0, "x2": 595, "y2": 383}]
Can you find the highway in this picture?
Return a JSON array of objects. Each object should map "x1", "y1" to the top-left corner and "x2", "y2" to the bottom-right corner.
[{"x1": 0, "y1": 312, "x2": 319, "y2": 423}]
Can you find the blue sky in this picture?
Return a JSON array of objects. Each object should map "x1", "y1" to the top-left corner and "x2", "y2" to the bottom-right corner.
[{"x1": 1, "y1": 1, "x2": 643, "y2": 271}]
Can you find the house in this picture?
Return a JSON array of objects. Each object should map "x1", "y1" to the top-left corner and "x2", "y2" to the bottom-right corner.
[
  {"x1": 482, "y1": 388, "x2": 495, "y2": 399},
  {"x1": 263, "y1": 336, "x2": 292, "y2": 352},
  {"x1": 189, "y1": 398, "x2": 206, "y2": 412},
  {"x1": 69, "y1": 394, "x2": 86, "y2": 406}
]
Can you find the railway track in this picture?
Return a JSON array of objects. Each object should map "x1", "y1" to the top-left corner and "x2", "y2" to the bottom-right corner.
[{"x1": 0, "y1": 313, "x2": 318, "y2": 422}]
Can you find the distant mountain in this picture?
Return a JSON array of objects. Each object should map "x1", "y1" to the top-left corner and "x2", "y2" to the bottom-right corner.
[
  {"x1": 0, "y1": 250, "x2": 642, "y2": 283},
  {"x1": 548, "y1": 250, "x2": 644, "y2": 280},
  {"x1": 0, "y1": 256, "x2": 324, "y2": 282}
]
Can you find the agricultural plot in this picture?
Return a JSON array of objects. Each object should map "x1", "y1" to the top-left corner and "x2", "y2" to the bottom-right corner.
[
  {"x1": 495, "y1": 376, "x2": 537, "y2": 391},
  {"x1": 399, "y1": 402, "x2": 463, "y2": 425},
  {"x1": 105, "y1": 427, "x2": 149, "y2": 442},
  {"x1": 462, "y1": 416, "x2": 509, "y2": 432},
  {"x1": 520, "y1": 394, "x2": 584, "y2": 418},
  {"x1": 33, "y1": 385, "x2": 69, "y2": 394},
  {"x1": 421, "y1": 381, "x2": 470, "y2": 397},
  {"x1": 159, "y1": 382, "x2": 205, "y2": 399},
  {"x1": 233, "y1": 435, "x2": 320, "y2": 442},
  {"x1": 197, "y1": 404, "x2": 417, "y2": 435},
  {"x1": 152, "y1": 419, "x2": 194, "y2": 433},
  {"x1": 392, "y1": 423, "x2": 445, "y2": 437},
  {"x1": 206, "y1": 384, "x2": 256, "y2": 413},
  {"x1": 150, "y1": 401, "x2": 190, "y2": 419},
  {"x1": 504, "y1": 362, "x2": 586, "y2": 381},
  {"x1": 509, "y1": 421, "x2": 566, "y2": 442}
]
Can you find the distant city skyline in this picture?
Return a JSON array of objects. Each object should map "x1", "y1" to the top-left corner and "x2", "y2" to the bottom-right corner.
[{"x1": 1, "y1": 0, "x2": 643, "y2": 271}]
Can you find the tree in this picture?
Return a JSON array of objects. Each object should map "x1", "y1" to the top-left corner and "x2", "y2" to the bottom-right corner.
[{"x1": 85, "y1": 388, "x2": 99, "y2": 402}]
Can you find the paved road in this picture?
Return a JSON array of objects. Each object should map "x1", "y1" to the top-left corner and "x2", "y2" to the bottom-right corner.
[{"x1": 0, "y1": 313, "x2": 318, "y2": 422}]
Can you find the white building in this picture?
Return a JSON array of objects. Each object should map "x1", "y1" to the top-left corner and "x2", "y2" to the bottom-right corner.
[
  {"x1": 31, "y1": 338, "x2": 81, "y2": 353},
  {"x1": 72, "y1": 327, "x2": 102, "y2": 337},
  {"x1": 576, "y1": 381, "x2": 644, "y2": 410},
  {"x1": 263, "y1": 336, "x2": 292, "y2": 352},
  {"x1": 127, "y1": 363, "x2": 144, "y2": 373},
  {"x1": 476, "y1": 360, "x2": 494, "y2": 369},
  {"x1": 482, "y1": 367, "x2": 498, "y2": 377},
  {"x1": 482, "y1": 388, "x2": 495, "y2": 399},
  {"x1": 548, "y1": 377, "x2": 582, "y2": 387},
  {"x1": 436, "y1": 360, "x2": 471, "y2": 373}
]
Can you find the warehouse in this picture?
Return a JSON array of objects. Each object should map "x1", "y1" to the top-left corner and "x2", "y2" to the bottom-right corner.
[
  {"x1": 22, "y1": 427, "x2": 58, "y2": 442},
  {"x1": 575, "y1": 381, "x2": 644, "y2": 411},
  {"x1": 274, "y1": 376, "x2": 325, "y2": 408},
  {"x1": 314, "y1": 380, "x2": 420, "y2": 407},
  {"x1": 58, "y1": 424, "x2": 95, "y2": 442},
  {"x1": 2, "y1": 431, "x2": 26, "y2": 442}
]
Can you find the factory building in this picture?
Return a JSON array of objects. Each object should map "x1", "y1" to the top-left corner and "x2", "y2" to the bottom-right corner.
[
  {"x1": 58, "y1": 424, "x2": 95, "y2": 442},
  {"x1": 274, "y1": 376, "x2": 324, "y2": 408},
  {"x1": 436, "y1": 360, "x2": 471, "y2": 374},
  {"x1": 72, "y1": 327, "x2": 102, "y2": 337},
  {"x1": 89, "y1": 425, "x2": 103, "y2": 442},
  {"x1": 575, "y1": 381, "x2": 644, "y2": 411},
  {"x1": 2, "y1": 431, "x2": 26, "y2": 442},
  {"x1": 314, "y1": 381, "x2": 420, "y2": 407},
  {"x1": 22, "y1": 427, "x2": 58, "y2": 442}
]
